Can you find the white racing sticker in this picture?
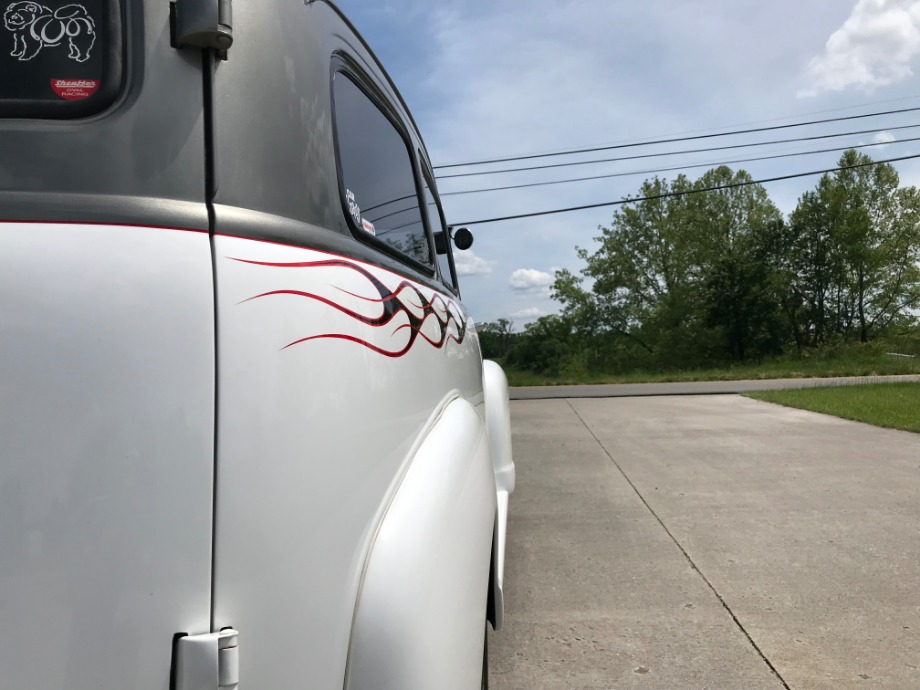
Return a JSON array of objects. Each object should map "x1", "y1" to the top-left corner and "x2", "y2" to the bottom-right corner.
[
  {"x1": 361, "y1": 218, "x2": 375, "y2": 236},
  {"x1": 50, "y1": 77, "x2": 98, "y2": 99},
  {"x1": 3, "y1": 2, "x2": 97, "y2": 63},
  {"x1": 346, "y1": 188, "x2": 362, "y2": 228}
]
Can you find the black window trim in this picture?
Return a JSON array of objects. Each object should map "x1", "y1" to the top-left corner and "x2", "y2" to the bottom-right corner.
[
  {"x1": 329, "y1": 54, "x2": 437, "y2": 278},
  {"x1": 419, "y1": 152, "x2": 460, "y2": 295}
]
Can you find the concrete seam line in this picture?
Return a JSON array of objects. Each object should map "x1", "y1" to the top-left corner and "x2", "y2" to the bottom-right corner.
[{"x1": 565, "y1": 399, "x2": 793, "y2": 690}]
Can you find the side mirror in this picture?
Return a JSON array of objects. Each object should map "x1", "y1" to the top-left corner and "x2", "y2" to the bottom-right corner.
[
  {"x1": 452, "y1": 226, "x2": 474, "y2": 251},
  {"x1": 433, "y1": 231, "x2": 449, "y2": 255}
]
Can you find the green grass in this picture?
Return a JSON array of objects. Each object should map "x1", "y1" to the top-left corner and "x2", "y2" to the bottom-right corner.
[
  {"x1": 504, "y1": 349, "x2": 920, "y2": 387},
  {"x1": 745, "y1": 382, "x2": 920, "y2": 433}
]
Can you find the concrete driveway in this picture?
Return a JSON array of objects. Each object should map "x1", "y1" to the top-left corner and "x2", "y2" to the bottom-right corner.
[{"x1": 490, "y1": 396, "x2": 920, "y2": 690}]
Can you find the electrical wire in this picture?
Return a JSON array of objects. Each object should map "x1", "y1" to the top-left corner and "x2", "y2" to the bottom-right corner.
[
  {"x1": 433, "y1": 95, "x2": 920, "y2": 169},
  {"x1": 437, "y1": 123, "x2": 920, "y2": 180},
  {"x1": 454, "y1": 151, "x2": 920, "y2": 226},
  {"x1": 440, "y1": 135, "x2": 920, "y2": 197},
  {"x1": 434, "y1": 105, "x2": 920, "y2": 170}
]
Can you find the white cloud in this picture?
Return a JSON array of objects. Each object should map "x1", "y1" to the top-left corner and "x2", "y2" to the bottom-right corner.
[
  {"x1": 800, "y1": 0, "x2": 920, "y2": 96},
  {"x1": 872, "y1": 130, "x2": 897, "y2": 147},
  {"x1": 508, "y1": 268, "x2": 554, "y2": 291},
  {"x1": 511, "y1": 307, "x2": 545, "y2": 320},
  {"x1": 454, "y1": 249, "x2": 494, "y2": 276}
]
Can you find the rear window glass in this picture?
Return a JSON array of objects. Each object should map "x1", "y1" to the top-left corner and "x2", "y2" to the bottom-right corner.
[
  {"x1": 0, "y1": 0, "x2": 122, "y2": 118},
  {"x1": 332, "y1": 71, "x2": 432, "y2": 268}
]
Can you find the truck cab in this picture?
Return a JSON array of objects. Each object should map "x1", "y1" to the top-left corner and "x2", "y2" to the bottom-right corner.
[{"x1": 0, "y1": 1, "x2": 514, "y2": 688}]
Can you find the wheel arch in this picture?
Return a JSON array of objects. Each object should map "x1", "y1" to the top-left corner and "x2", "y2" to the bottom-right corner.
[{"x1": 344, "y1": 396, "x2": 497, "y2": 690}]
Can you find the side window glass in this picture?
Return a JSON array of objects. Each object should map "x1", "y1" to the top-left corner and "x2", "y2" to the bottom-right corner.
[
  {"x1": 0, "y1": 0, "x2": 123, "y2": 118},
  {"x1": 420, "y1": 164, "x2": 456, "y2": 290},
  {"x1": 332, "y1": 72, "x2": 431, "y2": 267}
]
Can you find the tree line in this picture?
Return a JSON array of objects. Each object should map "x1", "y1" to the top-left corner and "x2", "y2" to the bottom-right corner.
[{"x1": 482, "y1": 151, "x2": 920, "y2": 375}]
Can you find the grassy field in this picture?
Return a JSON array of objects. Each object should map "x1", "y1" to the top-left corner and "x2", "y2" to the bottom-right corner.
[
  {"x1": 746, "y1": 382, "x2": 920, "y2": 433},
  {"x1": 504, "y1": 349, "x2": 920, "y2": 387}
]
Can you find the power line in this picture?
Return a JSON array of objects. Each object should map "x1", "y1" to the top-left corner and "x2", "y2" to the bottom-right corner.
[
  {"x1": 441, "y1": 135, "x2": 920, "y2": 197},
  {"x1": 434, "y1": 105, "x2": 920, "y2": 170},
  {"x1": 362, "y1": 193, "x2": 415, "y2": 214},
  {"x1": 443, "y1": 95, "x2": 920, "y2": 166},
  {"x1": 593, "y1": 95, "x2": 920, "y2": 141},
  {"x1": 454, "y1": 151, "x2": 920, "y2": 226},
  {"x1": 437, "y1": 123, "x2": 920, "y2": 180}
]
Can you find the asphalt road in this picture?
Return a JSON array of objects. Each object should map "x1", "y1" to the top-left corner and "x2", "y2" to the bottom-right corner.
[{"x1": 489, "y1": 396, "x2": 920, "y2": 689}]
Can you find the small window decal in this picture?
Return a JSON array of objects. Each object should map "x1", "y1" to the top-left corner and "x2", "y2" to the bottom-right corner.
[
  {"x1": 346, "y1": 188, "x2": 362, "y2": 226},
  {"x1": 50, "y1": 77, "x2": 99, "y2": 99},
  {"x1": 1, "y1": 0, "x2": 122, "y2": 118},
  {"x1": 4, "y1": 3, "x2": 97, "y2": 63}
]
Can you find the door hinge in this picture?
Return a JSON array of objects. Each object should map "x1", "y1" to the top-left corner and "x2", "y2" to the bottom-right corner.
[
  {"x1": 174, "y1": 628, "x2": 239, "y2": 690},
  {"x1": 170, "y1": 0, "x2": 233, "y2": 54}
]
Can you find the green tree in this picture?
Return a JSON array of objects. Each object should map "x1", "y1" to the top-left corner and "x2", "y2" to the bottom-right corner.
[
  {"x1": 535, "y1": 153, "x2": 920, "y2": 377},
  {"x1": 552, "y1": 174, "x2": 701, "y2": 366},
  {"x1": 703, "y1": 225, "x2": 787, "y2": 361},
  {"x1": 788, "y1": 150, "x2": 920, "y2": 344},
  {"x1": 554, "y1": 167, "x2": 783, "y2": 364},
  {"x1": 504, "y1": 315, "x2": 574, "y2": 375},
  {"x1": 691, "y1": 168, "x2": 785, "y2": 360},
  {"x1": 832, "y1": 150, "x2": 916, "y2": 341},
  {"x1": 477, "y1": 318, "x2": 515, "y2": 358},
  {"x1": 787, "y1": 183, "x2": 841, "y2": 347}
]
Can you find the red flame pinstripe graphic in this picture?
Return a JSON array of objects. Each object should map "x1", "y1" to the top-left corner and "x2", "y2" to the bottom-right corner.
[{"x1": 231, "y1": 257, "x2": 467, "y2": 358}]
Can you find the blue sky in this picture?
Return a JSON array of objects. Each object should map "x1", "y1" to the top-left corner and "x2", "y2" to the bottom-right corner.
[{"x1": 336, "y1": 0, "x2": 920, "y2": 327}]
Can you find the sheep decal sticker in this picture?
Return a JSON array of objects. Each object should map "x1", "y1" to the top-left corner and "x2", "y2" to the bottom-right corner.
[{"x1": 3, "y1": 2, "x2": 96, "y2": 62}]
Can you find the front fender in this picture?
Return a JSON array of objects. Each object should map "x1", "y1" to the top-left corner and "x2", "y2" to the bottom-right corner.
[
  {"x1": 345, "y1": 397, "x2": 496, "y2": 690},
  {"x1": 482, "y1": 360, "x2": 514, "y2": 630},
  {"x1": 483, "y1": 360, "x2": 515, "y2": 493}
]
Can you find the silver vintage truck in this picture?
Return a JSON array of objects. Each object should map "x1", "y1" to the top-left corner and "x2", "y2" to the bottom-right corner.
[{"x1": 0, "y1": 1, "x2": 514, "y2": 688}]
